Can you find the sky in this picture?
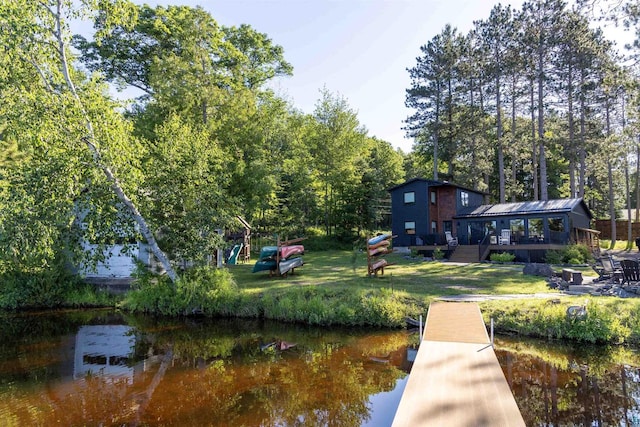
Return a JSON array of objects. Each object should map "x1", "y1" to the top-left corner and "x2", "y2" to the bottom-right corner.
[
  {"x1": 98, "y1": 0, "x2": 524, "y2": 152},
  {"x1": 107, "y1": 0, "x2": 631, "y2": 152}
]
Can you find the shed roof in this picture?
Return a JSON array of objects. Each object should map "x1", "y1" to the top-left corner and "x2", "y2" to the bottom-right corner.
[{"x1": 454, "y1": 198, "x2": 592, "y2": 220}]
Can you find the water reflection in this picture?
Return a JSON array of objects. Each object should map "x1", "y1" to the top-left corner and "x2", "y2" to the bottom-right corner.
[
  {"x1": 74, "y1": 325, "x2": 136, "y2": 381},
  {"x1": 0, "y1": 310, "x2": 412, "y2": 426},
  {"x1": 3, "y1": 310, "x2": 640, "y2": 426},
  {"x1": 496, "y1": 336, "x2": 640, "y2": 426}
]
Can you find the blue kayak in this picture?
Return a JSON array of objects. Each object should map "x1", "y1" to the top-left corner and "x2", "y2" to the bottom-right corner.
[
  {"x1": 367, "y1": 234, "x2": 391, "y2": 246},
  {"x1": 258, "y1": 246, "x2": 278, "y2": 260},
  {"x1": 252, "y1": 259, "x2": 277, "y2": 273}
]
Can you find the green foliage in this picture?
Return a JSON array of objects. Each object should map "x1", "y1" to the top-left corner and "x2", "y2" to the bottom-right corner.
[
  {"x1": 490, "y1": 252, "x2": 516, "y2": 262},
  {"x1": 482, "y1": 298, "x2": 634, "y2": 344},
  {"x1": 0, "y1": 263, "x2": 81, "y2": 309},
  {"x1": 122, "y1": 266, "x2": 252, "y2": 316},
  {"x1": 302, "y1": 229, "x2": 357, "y2": 251},
  {"x1": 62, "y1": 284, "x2": 120, "y2": 308},
  {"x1": 432, "y1": 248, "x2": 444, "y2": 260},
  {"x1": 261, "y1": 287, "x2": 412, "y2": 327},
  {"x1": 544, "y1": 249, "x2": 564, "y2": 265},
  {"x1": 143, "y1": 116, "x2": 229, "y2": 262},
  {"x1": 545, "y1": 244, "x2": 593, "y2": 265}
]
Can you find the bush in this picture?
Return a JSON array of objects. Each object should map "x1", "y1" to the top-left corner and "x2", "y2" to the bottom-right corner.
[
  {"x1": 0, "y1": 265, "x2": 81, "y2": 309},
  {"x1": 121, "y1": 266, "x2": 248, "y2": 316},
  {"x1": 433, "y1": 248, "x2": 444, "y2": 260},
  {"x1": 545, "y1": 244, "x2": 593, "y2": 265},
  {"x1": 490, "y1": 252, "x2": 516, "y2": 263},
  {"x1": 544, "y1": 250, "x2": 564, "y2": 265}
]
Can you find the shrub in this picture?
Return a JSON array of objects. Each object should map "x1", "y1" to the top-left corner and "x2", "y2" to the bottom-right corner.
[
  {"x1": 481, "y1": 299, "x2": 632, "y2": 344},
  {"x1": 260, "y1": 287, "x2": 413, "y2": 327},
  {"x1": 490, "y1": 252, "x2": 516, "y2": 263},
  {"x1": 545, "y1": 244, "x2": 593, "y2": 265},
  {"x1": 0, "y1": 264, "x2": 81, "y2": 309},
  {"x1": 433, "y1": 248, "x2": 444, "y2": 260},
  {"x1": 544, "y1": 250, "x2": 564, "y2": 265},
  {"x1": 121, "y1": 266, "x2": 246, "y2": 316}
]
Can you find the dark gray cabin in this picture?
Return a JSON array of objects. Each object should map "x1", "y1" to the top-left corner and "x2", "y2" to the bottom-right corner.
[{"x1": 390, "y1": 178, "x2": 599, "y2": 262}]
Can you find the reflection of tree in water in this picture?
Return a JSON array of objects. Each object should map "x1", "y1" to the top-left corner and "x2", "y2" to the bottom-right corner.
[
  {"x1": 137, "y1": 319, "x2": 409, "y2": 426},
  {"x1": 496, "y1": 337, "x2": 640, "y2": 426},
  {"x1": 0, "y1": 312, "x2": 409, "y2": 426}
]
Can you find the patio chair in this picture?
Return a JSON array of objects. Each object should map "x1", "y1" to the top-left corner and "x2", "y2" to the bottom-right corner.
[
  {"x1": 444, "y1": 231, "x2": 458, "y2": 247},
  {"x1": 619, "y1": 259, "x2": 640, "y2": 287},
  {"x1": 592, "y1": 256, "x2": 622, "y2": 283},
  {"x1": 498, "y1": 229, "x2": 511, "y2": 245}
]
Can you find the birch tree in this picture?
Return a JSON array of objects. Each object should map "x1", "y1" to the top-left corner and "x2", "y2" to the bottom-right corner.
[{"x1": 0, "y1": 0, "x2": 179, "y2": 284}]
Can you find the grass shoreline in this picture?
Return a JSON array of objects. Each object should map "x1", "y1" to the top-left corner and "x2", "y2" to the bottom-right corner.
[
  {"x1": 3, "y1": 249, "x2": 639, "y2": 345},
  {"x1": 115, "y1": 250, "x2": 640, "y2": 346}
]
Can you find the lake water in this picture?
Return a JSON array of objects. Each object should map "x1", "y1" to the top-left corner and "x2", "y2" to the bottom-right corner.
[{"x1": 1, "y1": 309, "x2": 639, "y2": 426}]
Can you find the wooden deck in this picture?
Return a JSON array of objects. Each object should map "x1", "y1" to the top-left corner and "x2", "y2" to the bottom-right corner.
[{"x1": 392, "y1": 302, "x2": 525, "y2": 427}]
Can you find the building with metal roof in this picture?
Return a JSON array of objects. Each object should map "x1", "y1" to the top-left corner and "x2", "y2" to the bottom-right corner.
[{"x1": 390, "y1": 179, "x2": 599, "y2": 262}]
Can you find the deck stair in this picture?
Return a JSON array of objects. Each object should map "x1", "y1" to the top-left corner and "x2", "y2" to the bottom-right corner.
[{"x1": 448, "y1": 244, "x2": 479, "y2": 263}]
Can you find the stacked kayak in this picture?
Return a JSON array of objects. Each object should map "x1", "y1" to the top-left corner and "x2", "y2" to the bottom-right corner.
[
  {"x1": 279, "y1": 256, "x2": 304, "y2": 275},
  {"x1": 367, "y1": 234, "x2": 395, "y2": 277},
  {"x1": 252, "y1": 239, "x2": 305, "y2": 276}
]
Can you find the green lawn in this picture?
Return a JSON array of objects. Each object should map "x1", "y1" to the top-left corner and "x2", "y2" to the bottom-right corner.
[
  {"x1": 229, "y1": 250, "x2": 554, "y2": 299},
  {"x1": 224, "y1": 251, "x2": 640, "y2": 346},
  {"x1": 122, "y1": 249, "x2": 640, "y2": 344}
]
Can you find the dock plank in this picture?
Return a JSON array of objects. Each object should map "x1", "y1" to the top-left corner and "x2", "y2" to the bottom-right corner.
[{"x1": 392, "y1": 302, "x2": 525, "y2": 427}]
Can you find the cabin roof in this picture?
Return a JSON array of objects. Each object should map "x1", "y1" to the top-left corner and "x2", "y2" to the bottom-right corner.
[
  {"x1": 454, "y1": 198, "x2": 592, "y2": 219},
  {"x1": 388, "y1": 178, "x2": 487, "y2": 195}
]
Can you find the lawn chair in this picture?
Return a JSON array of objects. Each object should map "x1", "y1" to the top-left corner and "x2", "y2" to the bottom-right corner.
[
  {"x1": 591, "y1": 258, "x2": 614, "y2": 282},
  {"x1": 619, "y1": 259, "x2": 640, "y2": 289},
  {"x1": 498, "y1": 229, "x2": 511, "y2": 245},
  {"x1": 444, "y1": 231, "x2": 458, "y2": 247},
  {"x1": 592, "y1": 256, "x2": 622, "y2": 283}
]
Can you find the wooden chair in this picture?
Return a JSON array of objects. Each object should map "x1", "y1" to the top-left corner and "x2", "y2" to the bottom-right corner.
[
  {"x1": 444, "y1": 231, "x2": 458, "y2": 247},
  {"x1": 498, "y1": 229, "x2": 511, "y2": 245},
  {"x1": 619, "y1": 259, "x2": 640, "y2": 286},
  {"x1": 592, "y1": 256, "x2": 623, "y2": 283}
]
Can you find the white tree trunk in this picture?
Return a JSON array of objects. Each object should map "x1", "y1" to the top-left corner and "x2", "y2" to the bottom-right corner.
[{"x1": 51, "y1": 1, "x2": 178, "y2": 285}]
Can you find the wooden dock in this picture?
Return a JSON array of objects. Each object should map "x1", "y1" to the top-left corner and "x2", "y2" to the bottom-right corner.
[{"x1": 392, "y1": 302, "x2": 525, "y2": 427}]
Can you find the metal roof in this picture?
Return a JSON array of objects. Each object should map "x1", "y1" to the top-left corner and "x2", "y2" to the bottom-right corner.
[{"x1": 454, "y1": 198, "x2": 592, "y2": 219}]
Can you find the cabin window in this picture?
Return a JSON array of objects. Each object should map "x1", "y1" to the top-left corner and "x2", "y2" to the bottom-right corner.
[
  {"x1": 510, "y1": 218, "x2": 525, "y2": 243},
  {"x1": 405, "y1": 221, "x2": 416, "y2": 234},
  {"x1": 460, "y1": 191, "x2": 469, "y2": 207},
  {"x1": 431, "y1": 221, "x2": 437, "y2": 233},
  {"x1": 548, "y1": 217, "x2": 564, "y2": 232},
  {"x1": 430, "y1": 191, "x2": 437, "y2": 205},
  {"x1": 528, "y1": 218, "x2": 544, "y2": 240},
  {"x1": 404, "y1": 191, "x2": 415, "y2": 204},
  {"x1": 443, "y1": 221, "x2": 452, "y2": 232}
]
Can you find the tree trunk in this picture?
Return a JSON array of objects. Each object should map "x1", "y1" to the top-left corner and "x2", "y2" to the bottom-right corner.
[
  {"x1": 52, "y1": 0, "x2": 178, "y2": 285},
  {"x1": 511, "y1": 73, "x2": 518, "y2": 202},
  {"x1": 530, "y1": 78, "x2": 538, "y2": 200},
  {"x1": 537, "y1": 44, "x2": 548, "y2": 201},
  {"x1": 496, "y1": 72, "x2": 505, "y2": 203},
  {"x1": 578, "y1": 69, "x2": 587, "y2": 198},
  {"x1": 606, "y1": 101, "x2": 616, "y2": 248},
  {"x1": 433, "y1": 81, "x2": 441, "y2": 181},
  {"x1": 469, "y1": 74, "x2": 478, "y2": 190},
  {"x1": 636, "y1": 142, "x2": 640, "y2": 223},
  {"x1": 567, "y1": 59, "x2": 576, "y2": 197},
  {"x1": 626, "y1": 163, "x2": 632, "y2": 247}
]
